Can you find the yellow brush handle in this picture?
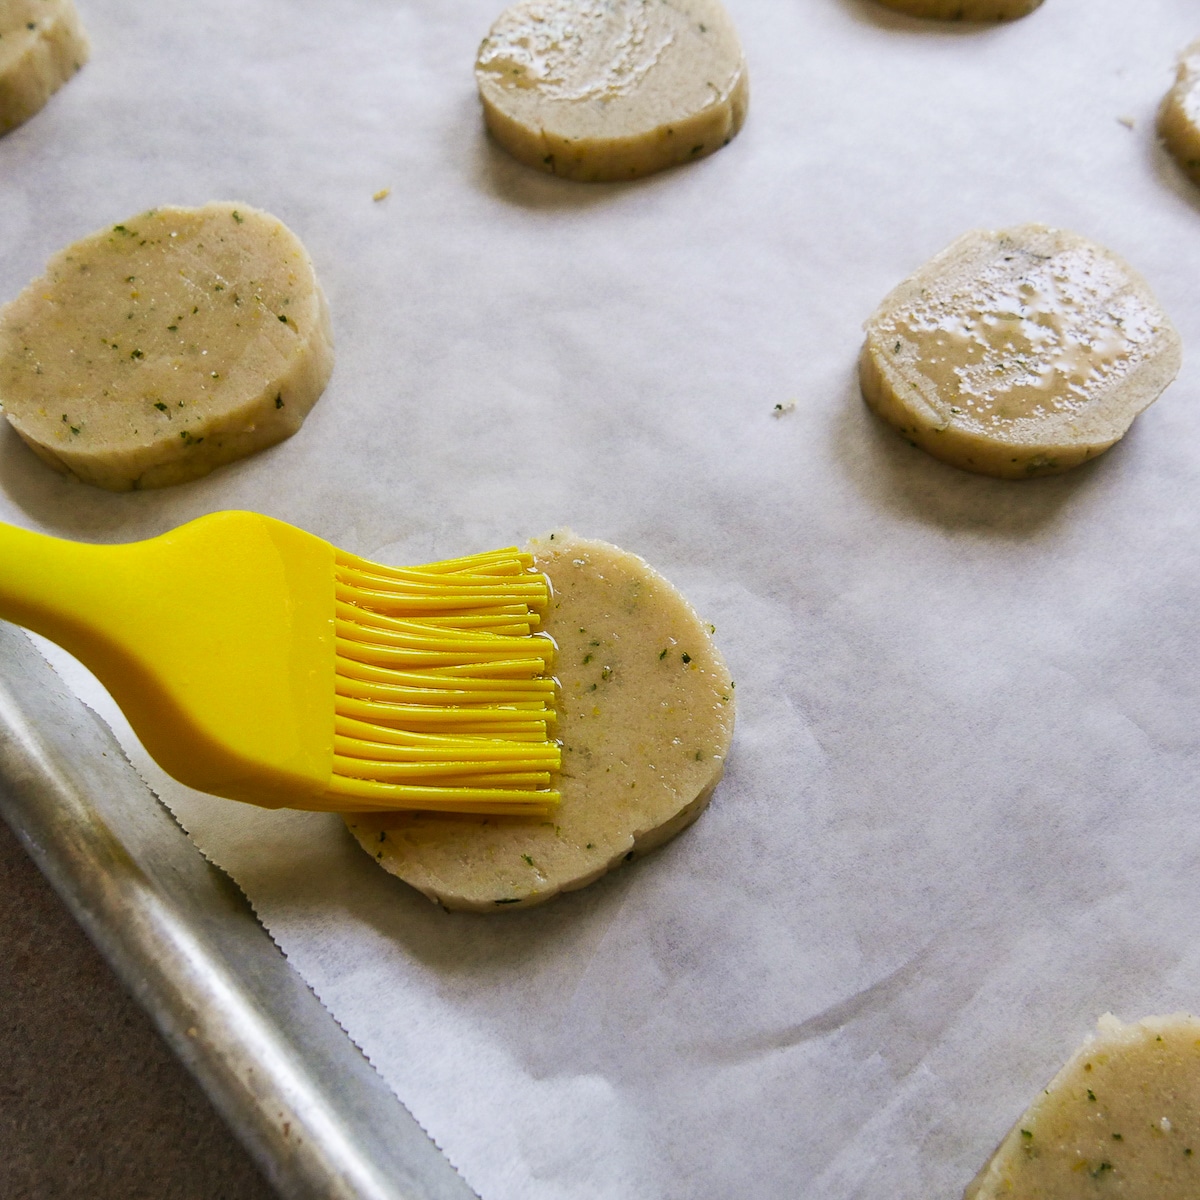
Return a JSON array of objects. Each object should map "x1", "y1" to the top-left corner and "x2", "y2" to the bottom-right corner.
[
  {"x1": 0, "y1": 514, "x2": 337, "y2": 807},
  {"x1": 0, "y1": 520, "x2": 147, "y2": 663},
  {"x1": 0, "y1": 514, "x2": 558, "y2": 815}
]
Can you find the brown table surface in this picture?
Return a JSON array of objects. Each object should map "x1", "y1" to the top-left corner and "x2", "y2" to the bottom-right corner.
[{"x1": 0, "y1": 815, "x2": 277, "y2": 1198}]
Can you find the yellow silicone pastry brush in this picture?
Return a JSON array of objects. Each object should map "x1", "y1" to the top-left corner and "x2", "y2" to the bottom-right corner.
[{"x1": 0, "y1": 510, "x2": 560, "y2": 815}]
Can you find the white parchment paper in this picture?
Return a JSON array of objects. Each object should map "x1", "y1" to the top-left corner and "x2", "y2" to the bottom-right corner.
[{"x1": 9, "y1": 0, "x2": 1200, "y2": 1195}]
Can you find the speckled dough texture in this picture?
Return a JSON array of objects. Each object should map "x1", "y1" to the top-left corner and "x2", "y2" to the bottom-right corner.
[
  {"x1": 872, "y1": 0, "x2": 1043, "y2": 19},
  {"x1": 966, "y1": 1013, "x2": 1200, "y2": 1199},
  {"x1": 0, "y1": 0, "x2": 88, "y2": 134},
  {"x1": 859, "y1": 224, "x2": 1181, "y2": 479},
  {"x1": 475, "y1": 0, "x2": 748, "y2": 181},
  {"x1": 0, "y1": 202, "x2": 333, "y2": 491},
  {"x1": 346, "y1": 532, "x2": 735, "y2": 911},
  {"x1": 1159, "y1": 39, "x2": 1200, "y2": 186}
]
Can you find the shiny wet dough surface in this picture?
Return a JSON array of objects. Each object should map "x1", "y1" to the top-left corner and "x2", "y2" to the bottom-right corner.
[
  {"x1": 1159, "y1": 39, "x2": 1200, "y2": 186},
  {"x1": 475, "y1": 0, "x2": 747, "y2": 180},
  {"x1": 860, "y1": 224, "x2": 1181, "y2": 478}
]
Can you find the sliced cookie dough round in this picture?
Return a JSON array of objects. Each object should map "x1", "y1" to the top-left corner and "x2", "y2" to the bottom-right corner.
[
  {"x1": 475, "y1": 0, "x2": 748, "y2": 182},
  {"x1": 0, "y1": 202, "x2": 333, "y2": 491},
  {"x1": 346, "y1": 531, "x2": 736, "y2": 912},
  {"x1": 0, "y1": 0, "x2": 89, "y2": 135},
  {"x1": 1159, "y1": 39, "x2": 1200, "y2": 187},
  {"x1": 966, "y1": 1013, "x2": 1200, "y2": 1199},
  {"x1": 870, "y1": 0, "x2": 1042, "y2": 19},
  {"x1": 860, "y1": 224, "x2": 1181, "y2": 479}
]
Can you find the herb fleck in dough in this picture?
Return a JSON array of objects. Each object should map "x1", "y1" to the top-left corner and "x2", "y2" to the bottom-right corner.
[
  {"x1": 966, "y1": 1013, "x2": 1200, "y2": 1199},
  {"x1": 1159, "y1": 40, "x2": 1200, "y2": 187},
  {"x1": 346, "y1": 532, "x2": 736, "y2": 912},
  {"x1": 859, "y1": 224, "x2": 1181, "y2": 479},
  {"x1": 871, "y1": 0, "x2": 1042, "y2": 19},
  {"x1": 0, "y1": 0, "x2": 88, "y2": 134},
  {"x1": 475, "y1": 0, "x2": 748, "y2": 181},
  {"x1": 0, "y1": 202, "x2": 334, "y2": 491}
]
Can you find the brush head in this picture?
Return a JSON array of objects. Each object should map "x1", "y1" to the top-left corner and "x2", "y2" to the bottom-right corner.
[{"x1": 322, "y1": 546, "x2": 561, "y2": 815}]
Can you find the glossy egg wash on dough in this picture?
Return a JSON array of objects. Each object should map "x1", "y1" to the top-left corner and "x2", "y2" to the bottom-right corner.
[
  {"x1": 475, "y1": 0, "x2": 748, "y2": 181},
  {"x1": 860, "y1": 224, "x2": 1181, "y2": 478},
  {"x1": 1159, "y1": 40, "x2": 1200, "y2": 187}
]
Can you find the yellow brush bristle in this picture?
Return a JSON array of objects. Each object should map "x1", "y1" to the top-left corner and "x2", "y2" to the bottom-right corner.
[{"x1": 323, "y1": 547, "x2": 561, "y2": 816}]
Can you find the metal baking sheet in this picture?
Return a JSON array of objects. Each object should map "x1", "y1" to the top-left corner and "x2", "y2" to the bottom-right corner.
[{"x1": 0, "y1": 623, "x2": 475, "y2": 1200}]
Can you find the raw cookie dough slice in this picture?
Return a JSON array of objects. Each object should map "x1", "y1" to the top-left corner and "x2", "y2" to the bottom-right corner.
[
  {"x1": 860, "y1": 224, "x2": 1181, "y2": 479},
  {"x1": 966, "y1": 1013, "x2": 1200, "y2": 1199},
  {"x1": 0, "y1": 202, "x2": 333, "y2": 491},
  {"x1": 1159, "y1": 39, "x2": 1200, "y2": 186},
  {"x1": 475, "y1": 0, "x2": 748, "y2": 181},
  {"x1": 871, "y1": 0, "x2": 1042, "y2": 19},
  {"x1": 0, "y1": 0, "x2": 88, "y2": 134},
  {"x1": 346, "y1": 532, "x2": 735, "y2": 911}
]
